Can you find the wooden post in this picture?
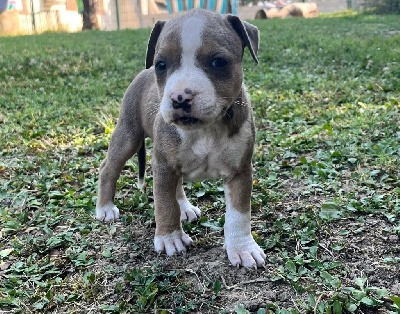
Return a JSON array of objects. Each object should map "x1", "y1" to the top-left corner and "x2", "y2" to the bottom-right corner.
[
  {"x1": 30, "y1": 0, "x2": 35, "y2": 31},
  {"x1": 115, "y1": 0, "x2": 120, "y2": 29}
]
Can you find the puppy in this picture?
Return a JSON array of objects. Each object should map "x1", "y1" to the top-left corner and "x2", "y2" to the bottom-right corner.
[{"x1": 95, "y1": 9, "x2": 266, "y2": 268}]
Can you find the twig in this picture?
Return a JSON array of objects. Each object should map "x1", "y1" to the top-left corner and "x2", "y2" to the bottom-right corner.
[
  {"x1": 318, "y1": 243, "x2": 334, "y2": 257},
  {"x1": 314, "y1": 292, "x2": 334, "y2": 314},
  {"x1": 314, "y1": 292, "x2": 326, "y2": 314},
  {"x1": 185, "y1": 268, "x2": 206, "y2": 294},
  {"x1": 241, "y1": 277, "x2": 270, "y2": 285},
  {"x1": 291, "y1": 296, "x2": 301, "y2": 313},
  {"x1": 220, "y1": 276, "x2": 270, "y2": 290},
  {"x1": 220, "y1": 275, "x2": 237, "y2": 290}
]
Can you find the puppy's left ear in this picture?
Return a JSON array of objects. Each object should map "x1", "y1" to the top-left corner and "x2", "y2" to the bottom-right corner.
[
  {"x1": 226, "y1": 15, "x2": 259, "y2": 64},
  {"x1": 146, "y1": 21, "x2": 166, "y2": 69}
]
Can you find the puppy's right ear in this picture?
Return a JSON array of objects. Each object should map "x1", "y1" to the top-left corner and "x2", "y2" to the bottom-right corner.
[{"x1": 145, "y1": 21, "x2": 166, "y2": 69}]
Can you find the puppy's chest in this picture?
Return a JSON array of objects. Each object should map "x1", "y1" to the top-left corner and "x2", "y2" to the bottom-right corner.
[{"x1": 178, "y1": 135, "x2": 243, "y2": 181}]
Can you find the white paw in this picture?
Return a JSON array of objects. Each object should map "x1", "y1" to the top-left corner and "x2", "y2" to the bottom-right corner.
[
  {"x1": 178, "y1": 199, "x2": 201, "y2": 222},
  {"x1": 154, "y1": 230, "x2": 193, "y2": 256},
  {"x1": 95, "y1": 203, "x2": 119, "y2": 222},
  {"x1": 225, "y1": 236, "x2": 266, "y2": 268}
]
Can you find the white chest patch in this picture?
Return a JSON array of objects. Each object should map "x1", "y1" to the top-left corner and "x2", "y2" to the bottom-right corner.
[
  {"x1": 191, "y1": 136, "x2": 216, "y2": 156},
  {"x1": 177, "y1": 122, "x2": 252, "y2": 181},
  {"x1": 180, "y1": 135, "x2": 228, "y2": 180}
]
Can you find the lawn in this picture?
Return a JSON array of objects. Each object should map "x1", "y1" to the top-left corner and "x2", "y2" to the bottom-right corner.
[{"x1": 1, "y1": 12, "x2": 400, "y2": 313}]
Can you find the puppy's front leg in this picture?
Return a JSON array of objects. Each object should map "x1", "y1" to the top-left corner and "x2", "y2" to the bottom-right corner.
[
  {"x1": 176, "y1": 177, "x2": 201, "y2": 222},
  {"x1": 224, "y1": 165, "x2": 266, "y2": 268},
  {"x1": 153, "y1": 163, "x2": 192, "y2": 255}
]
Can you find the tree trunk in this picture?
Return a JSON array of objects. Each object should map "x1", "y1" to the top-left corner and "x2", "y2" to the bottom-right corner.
[{"x1": 82, "y1": 0, "x2": 97, "y2": 30}]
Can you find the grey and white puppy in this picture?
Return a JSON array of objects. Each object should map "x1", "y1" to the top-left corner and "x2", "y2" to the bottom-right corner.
[{"x1": 95, "y1": 9, "x2": 266, "y2": 268}]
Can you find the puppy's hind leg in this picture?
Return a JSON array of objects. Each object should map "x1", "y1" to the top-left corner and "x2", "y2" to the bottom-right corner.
[
  {"x1": 96, "y1": 126, "x2": 144, "y2": 222},
  {"x1": 176, "y1": 177, "x2": 201, "y2": 222}
]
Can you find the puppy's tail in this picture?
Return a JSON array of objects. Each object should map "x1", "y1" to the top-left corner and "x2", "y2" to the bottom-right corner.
[{"x1": 137, "y1": 139, "x2": 146, "y2": 189}]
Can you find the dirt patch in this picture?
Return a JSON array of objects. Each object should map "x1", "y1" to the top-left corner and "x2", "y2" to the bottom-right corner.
[{"x1": 76, "y1": 180, "x2": 400, "y2": 313}]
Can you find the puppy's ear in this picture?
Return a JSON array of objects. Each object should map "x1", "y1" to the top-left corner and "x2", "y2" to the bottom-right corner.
[
  {"x1": 146, "y1": 21, "x2": 166, "y2": 69},
  {"x1": 226, "y1": 15, "x2": 259, "y2": 64}
]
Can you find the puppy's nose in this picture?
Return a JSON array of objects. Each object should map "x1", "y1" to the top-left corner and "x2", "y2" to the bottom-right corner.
[
  {"x1": 170, "y1": 88, "x2": 194, "y2": 103},
  {"x1": 171, "y1": 88, "x2": 194, "y2": 112}
]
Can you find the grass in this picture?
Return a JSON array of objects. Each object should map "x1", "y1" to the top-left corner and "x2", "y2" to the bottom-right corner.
[{"x1": 1, "y1": 12, "x2": 400, "y2": 313}]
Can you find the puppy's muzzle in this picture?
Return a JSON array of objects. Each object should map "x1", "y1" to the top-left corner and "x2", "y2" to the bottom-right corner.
[{"x1": 170, "y1": 89, "x2": 199, "y2": 125}]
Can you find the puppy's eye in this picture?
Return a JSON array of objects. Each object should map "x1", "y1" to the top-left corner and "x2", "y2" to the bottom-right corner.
[
  {"x1": 211, "y1": 58, "x2": 228, "y2": 68},
  {"x1": 155, "y1": 61, "x2": 167, "y2": 72}
]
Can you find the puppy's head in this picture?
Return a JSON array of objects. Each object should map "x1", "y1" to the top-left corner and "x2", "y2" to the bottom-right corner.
[{"x1": 146, "y1": 9, "x2": 259, "y2": 130}]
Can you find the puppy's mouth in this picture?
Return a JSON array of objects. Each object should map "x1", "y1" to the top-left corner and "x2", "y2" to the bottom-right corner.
[
  {"x1": 172, "y1": 113, "x2": 200, "y2": 126},
  {"x1": 177, "y1": 116, "x2": 199, "y2": 125}
]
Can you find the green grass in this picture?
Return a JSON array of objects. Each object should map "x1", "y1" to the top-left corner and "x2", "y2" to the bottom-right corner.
[{"x1": 1, "y1": 13, "x2": 400, "y2": 313}]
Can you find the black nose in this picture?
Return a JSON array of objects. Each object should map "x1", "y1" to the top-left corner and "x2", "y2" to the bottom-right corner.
[{"x1": 172, "y1": 100, "x2": 191, "y2": 112}]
